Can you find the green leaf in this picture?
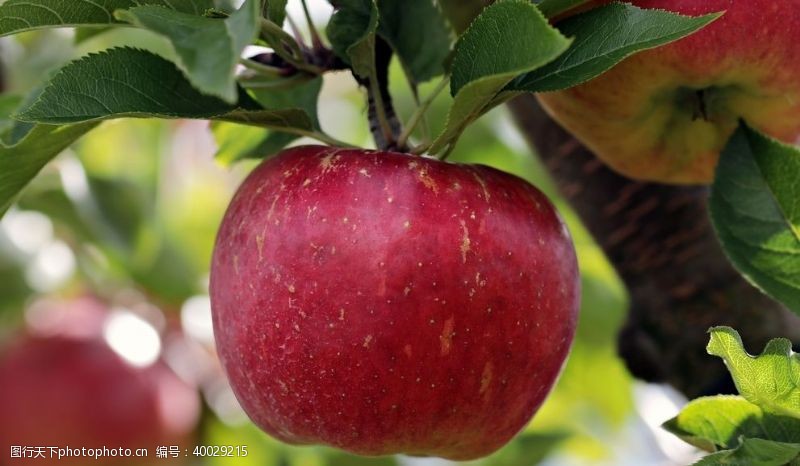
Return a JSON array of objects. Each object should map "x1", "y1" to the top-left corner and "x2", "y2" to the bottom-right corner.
[
  {"x1": 664, "y1": 396, "x2": 800, "y2": 452},
  {"x1": 710, "y1": 124, "x2": 800, "y2": 314},
  {"x1": 327, "y1": 0, "x2": 379, "y2": 78},
  {"x1": 0, "y1": 0, "x2": 214, "y2": 37},
  {"x1": 212, "y1": 123, "x2": 293, "y2": 164},
  {"x1": 706, "y1": 327, "x2": 800, "y2": 419},
  {"x1": 116, "y1": 0, "x2": 260, "y2": 103},
  {"x1": 429, "y1": 0, "x2": 571, "y2": 155},
  {"x1": 16, "y1": 48, "x2": 313, "y2": 132},
  {"x1": 535, "y1": 0, "x2": 591, "y2": 18},
  {"x1": 74, "y1": 27, "x2": 112, "y2": 44},
  {"x1": 212, "y1": 75, "x2": 322, "y2": 163},
  {"x1": 0, "y1": 95, "x2": 24, "y2": 135},
  {"x1": 376, "y1": 0, "x2": 452, "y2": 83},
  {"x1": 250, "y1": 76, "x2": 322, "y2": 129},
  {"x1": 510, "y1": 3, "x2": 720, "y2": 92},
  {"x1": 263, "y1": 0, "x2": 288, "y2": 26},
  {"x1": 0, "y1": 123, "x2": 97, "y2": 215},
  {"x1": 693, "y1": 438, "x2": 800, "y2": 466}
]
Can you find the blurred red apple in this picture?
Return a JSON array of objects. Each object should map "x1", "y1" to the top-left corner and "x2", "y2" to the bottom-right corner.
[
  {"x1": 538, "y1": 0, "x2": 800, "y2": 184},
  {"x1": 0, "y1": 298, "x2": 200, "y2": 466},
  {"x1": 210, "y1": 146, "x2": 580, "y2": 460}
]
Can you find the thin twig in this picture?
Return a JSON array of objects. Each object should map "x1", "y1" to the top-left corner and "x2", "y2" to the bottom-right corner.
[
  {"x1": 286, "y1": 15, "x2": 307, "y2": 49},
  {"x1": 397, "y1": 76, "x2": 450, "y2": 150},
  {"x1": 300, "y1": 0, "x2": 324, "y2": 49}
]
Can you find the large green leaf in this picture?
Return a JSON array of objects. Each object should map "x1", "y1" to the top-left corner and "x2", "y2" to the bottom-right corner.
[
  {"x1": 16, "y1": 48, "x2": 313, "y2": 131},
  {"x1": 710, "y1": 125, "x2": 800, "y2": 314},
  {"x1": 509, "y1": 3, "x2": 720, "y2": 92},
  {"x1": 693, "y1": 438, "x2": 800, "y2": 466},
  {"x1": 0, "y1": 0, "x2": 214, "y2": 36},
  {"x1": 428, "y1": 0, "x2": 570, "y2": 155},
  {"x1": 327, "y1": 0, "x2": 379, "y2": 78},
  {"x1": 376, "y1": 0, "x2": 452, "y2": 83},
  {"x1": 116, "y1": 0, "x2": 260, "y2": 103},
  {"x1": 0, "y1": 123, "x2": 96, "y2": 215},
  {"x1": 663, "y1": 396, "x2": 800, "y2": 452},
  {"x1": 706, "y1": 327, "x2": 800, "y2": 419}
]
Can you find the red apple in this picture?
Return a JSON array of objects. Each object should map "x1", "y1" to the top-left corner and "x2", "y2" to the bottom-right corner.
[
  {"x1": 538, "y1": 0, "x2": 800, "y2": 184},
  {"x1": 210, "y1": 146, "x2": 580, "y2": 460},
  {"x1": 0, "y1": 299, "x2": 200, "y2": 466}
]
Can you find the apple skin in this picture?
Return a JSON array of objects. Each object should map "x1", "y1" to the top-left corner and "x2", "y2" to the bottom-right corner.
[
  {"x1": 538, "y1": 0, "x2": 800, "y2": 184},
  {"x1": 210, "y1": 146, "x2": 580, "y2": 460},
  {"x1": 0, "y1": 300, "x2": 200, "y2": 466}
]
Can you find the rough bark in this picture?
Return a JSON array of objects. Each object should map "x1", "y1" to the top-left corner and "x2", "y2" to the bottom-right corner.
[{"x1": 508, "y1": 95, "x2": 800, "y2": 398}]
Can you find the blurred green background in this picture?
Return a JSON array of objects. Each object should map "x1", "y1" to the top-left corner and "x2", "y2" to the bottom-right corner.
[{"x1": 0, "y1": 2, "x2": 700, "y2": 465}]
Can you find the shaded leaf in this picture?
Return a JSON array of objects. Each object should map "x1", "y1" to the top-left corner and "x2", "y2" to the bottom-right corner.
[
  {"x1": 429, "y1": 0, "x2": 570, "y2": 155},
  {"x1": 709, "y1": 124, "x2": 800, "y2": 314},
  {"x1": 116, "y1": 0, "x2": 260, "y2": 103},
  {"x1": 327, "y1": 0, "x2": 379, "y2": 78},
  {"x1": 263, "y1": 0, "x2": 288, "y2": 26},
  {"x1": 212, "y1": 123, "x2": 295, "y2": 164},
  {"x1": 510, "y1": 3, "x2": 720, "y2": 92},
  {"x1": 535, "y1": 0, "x2": 591, "y2": 18},
  {"x1": 377, "y1": 0, "x2": 452, "y2": 83},
  {"x1": 0, "y1": 0, "x2": 213, "y2": 37},
  {"x1": 250, "y1": 76, "x2": 322, "y2": 129},
  {"x1": 707, "y1": 327, "x2": 800, "y2": 419},
  {"x1": 213, "y1": 76, "x2": 322, "y2": 163}
]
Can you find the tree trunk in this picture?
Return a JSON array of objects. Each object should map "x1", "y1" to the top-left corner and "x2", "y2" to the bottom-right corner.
[{"x1": 508, "y1": 95, "x2": 800, "y2": 398}]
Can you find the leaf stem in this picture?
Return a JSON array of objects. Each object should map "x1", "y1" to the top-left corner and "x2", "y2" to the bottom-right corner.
[
  {"x1": 238, "y1": 57, "x2": 285, "y2": 76},
  {"x1": 397, "y1": 76, "x2": 450, "y2": 150},
  {"x1": 287, "y1": 128, "x2": 356, "y2": 148},
  {"x1": 300, "y1": 0, "x2": 324, "y2": 49},
  {"x1": 368, "y1": 68, "x2": 396, "y2": 150},
  {"x1": 286, "y1": 15, "x2": 307, "y2": 48}
]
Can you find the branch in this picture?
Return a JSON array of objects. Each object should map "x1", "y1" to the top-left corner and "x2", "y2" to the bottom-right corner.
[{"x1": 508, "y1": 95, "x2": 800, "y2": 398}]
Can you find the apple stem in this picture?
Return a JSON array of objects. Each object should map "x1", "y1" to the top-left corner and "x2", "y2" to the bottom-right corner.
[
  {"x1": 369, "y1": 74, "x2": 397, "y2": 149},
  {"x1": 694, "y1": 89, "x2": 709, "y2": 121},
  {"x1": 359, "y1": 37, "x2": 403, "y2": 151}
]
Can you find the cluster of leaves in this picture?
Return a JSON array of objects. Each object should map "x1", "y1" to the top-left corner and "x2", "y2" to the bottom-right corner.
[
  {"x1": 0, "y1": 0, "x2": 717, "y2": 215},
  {"x1": 664, "y1": 327, "x2": 800, "y2": 465}
]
